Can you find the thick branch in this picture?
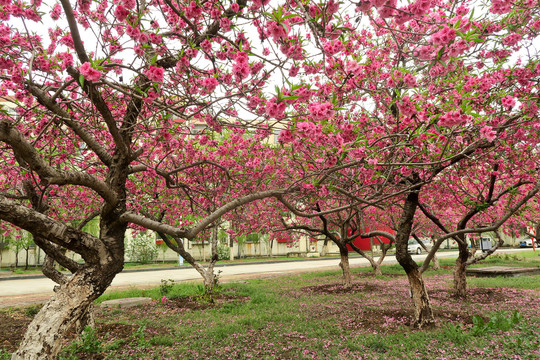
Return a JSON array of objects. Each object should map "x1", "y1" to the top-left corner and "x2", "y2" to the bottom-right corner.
[
  {"x1": 185, "y1": 189, "x2": 290, "y2": 239},
  {"x1": 120, "y1": 212, "x2": 189, "y2": 238},
  {"x1": 27, "y1": 84, "x2": 113, "y2": 166},
  {"x1": 0, "y1": 195, "x2": 109, "y2": 264},
  {"x1": 66, "y1": 67, "x2": 129, "y2": 155},
  {"x1": 59, "y1": 0, "x2": 90, "y2": 63},
  {"x1": 0, "y1": 119, "x2": 117, "y2": 204}
]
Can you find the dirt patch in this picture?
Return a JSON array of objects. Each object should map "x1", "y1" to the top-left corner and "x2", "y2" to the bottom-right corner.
[
  {"x1": 429, "y1": 286, "x2": 509, "y2": 303},
  {"x1": 302, "y1": 282, "x2": 379, "y2": 295},
  {"x1": 0, "y1": 310, "x2": 33, "y2": 352}
]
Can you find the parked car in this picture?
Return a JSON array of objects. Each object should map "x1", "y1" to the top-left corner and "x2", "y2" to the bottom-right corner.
[
  {"x1": 519, "y1": 238, "x2": 539, "y2": 248},
  {"x1": 407, "y1": 239, "x2": 432, "y2": 254}
]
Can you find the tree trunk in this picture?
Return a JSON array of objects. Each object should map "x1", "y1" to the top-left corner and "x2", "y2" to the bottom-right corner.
[
  {"x1": 320, "y1": 238, "x2": 329, "y2": 256},
  {"x1": 406, "y1": 268, "x2": 435, "y2": 329},
  {"x1": 349, "y1": 242, "x2": 382, "y2": 275},
  {"x1": 338, "y1": 246, "x2": 352, "y2": 289},
  {"x1": 25, "y1": 247, "x2": 29, "y2": 270},
  {"x1": 159, "y1": 233, "x2": 219, "y2": 293},
  {"x1": 431, "y1": 253, "x2": 440, "y2": 270},
  {"x1": 372, "y1": 262, "x2": 382, "y2": 276},
  {"x1": 12, "y1": 267, "x2": 117, "y2": 360},
  {"x1": 453, "y1": 241, "x2": 470, "y2": 298},
  {"x1": 394, "y1": 190, "x2": 435, "y2": 328},
  {"x1": 229, "y1": 233, "x2": 234, "y2": 261}
]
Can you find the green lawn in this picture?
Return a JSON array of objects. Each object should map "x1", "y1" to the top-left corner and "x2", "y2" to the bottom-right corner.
[
  {"x1": 66, "y1": 264, "x2": 540, "y2": 359},
  {"x1": 2, "y1": 252, "x2": 539, "y2": 360}
]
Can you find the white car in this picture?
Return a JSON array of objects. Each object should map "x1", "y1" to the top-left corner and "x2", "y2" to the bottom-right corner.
[
  {"x1": 407, "y1": 239, "x2": 432, "y2": 254},
  {"x1": 519, "y1": 238, "x2": 538, "y2": 248}
]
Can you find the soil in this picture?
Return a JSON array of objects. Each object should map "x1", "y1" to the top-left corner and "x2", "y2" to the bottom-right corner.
[{"x1": 0, "y1": 292, "x2": 248, "y2": 355}]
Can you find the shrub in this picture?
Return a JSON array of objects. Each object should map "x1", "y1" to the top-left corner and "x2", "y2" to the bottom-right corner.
[
  {"x1": 126, "y1": 233, "x2": 158, "y2": 264},
  {"x1": 217, "y1": 243, "x2": 230, "y2": 261}
]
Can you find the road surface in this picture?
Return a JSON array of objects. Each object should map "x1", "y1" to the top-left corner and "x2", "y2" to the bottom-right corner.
[{"x1": 0, "y1": 248, "x2": 533, "y2": 307}]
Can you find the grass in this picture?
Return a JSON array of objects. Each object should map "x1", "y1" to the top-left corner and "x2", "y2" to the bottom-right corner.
[
  {"x1": 2, "y1": 261, "x2": 539, "y2": 360},
  {"x1": 90, "y1": 264, "x2": 540, "y2": 359},
  {"x1": 2, "y1": 250, "x2": 539, "y2": 359}
]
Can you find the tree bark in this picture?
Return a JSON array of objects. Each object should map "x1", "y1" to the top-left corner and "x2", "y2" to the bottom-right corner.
[
  {"x1": 372, "y1": 262, "x2": 382, "y2": 276},
  {"x1": 431, "y1": 253, "x2": 440, "y2": 270},
  {"x1": 12, "y1": 266, "x2": 119, "y2": 360},
  {"x1": 229, "y1": 233, "x2": 234, "y2": 261},
  {"x1": 394, "y1": 190, "x2": 435, "y2": 328},
  {"x1": 406, "y1": 268, "x2": 434, "y2": 329},
  {"x1": 320, "y1": 238, "x2": 329, "y2": 256},
  {"x1": 453, "y1": 241, "x2": 470, "y2": 298},
  {"x1": 338, "y1": 245, "x2": 352, "y2": 289},
  {"x1": 158, "y1": 233, "x2": 218, "y2": 293}
]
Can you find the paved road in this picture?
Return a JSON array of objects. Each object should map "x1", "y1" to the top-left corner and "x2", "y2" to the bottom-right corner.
[{"x1": 0, "y1": 248, "x2": 534, "y2": 307}]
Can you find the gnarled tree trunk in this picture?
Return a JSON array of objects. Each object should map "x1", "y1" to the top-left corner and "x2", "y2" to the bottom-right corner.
[
  {"x1": 12, "y1": 266, "x2": 120, "y2": 360},
  {"x1": 338, "y1": 245, "x2": 352, "y2": 289},
  {"x1": 395, "y1": 190, "x2": 435, "y2": 328},
  {"x1": 453, "y1": 241, "x2": 470, "y2": 298}
]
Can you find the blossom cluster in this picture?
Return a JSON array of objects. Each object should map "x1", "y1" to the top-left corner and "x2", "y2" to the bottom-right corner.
[
  {"x1": 232, "y1": 52, "x2": 249, "y2": 82},
  {"x1": 79, "y1": 62, "x2": 102, "y2": 82},
  {"x1": 308, "y1": 102, "x2": 334, "y2": 121},
  {"x1": 438, "y1": 110, "x2": 473, "y2": 127},
  {"x1": 429, "y1": 26, "x2": 456, "y2": 46},
  {"x1": 266, "y1": 98, "x2": 286, "y2": 119},
  {"x1": 144, "y1": 65, "x2": 164, "y2": 83}
]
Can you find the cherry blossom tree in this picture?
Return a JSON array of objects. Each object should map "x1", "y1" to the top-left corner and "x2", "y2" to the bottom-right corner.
[
  {"x1": 0, "y1": 0, "x2": 323, "y2": 357},
  {"x1": 265, "y1": 0, "x2": 540, "y2": 328},
  {"x1": 416, "y1": 155, "x2": 540, "y2": 298},
  {"x1": 2, "y1": 0, "x2": 540, "y2": 356}
]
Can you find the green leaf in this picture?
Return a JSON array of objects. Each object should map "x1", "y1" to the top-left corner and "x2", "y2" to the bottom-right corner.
[
  {"x1": 282, "y1": 14, "x2": 298, "y2": 20},
  {"x1": 79, "y1": 74, "x2": 85, "y2": 87},
  {"x1": 281, "y1": 95, "x2": 300, "y2": 100}
]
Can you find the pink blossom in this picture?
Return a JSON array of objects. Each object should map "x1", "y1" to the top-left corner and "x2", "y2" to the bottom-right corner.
[
  {"x1": 122, "y1": 0, "x2": 136, "y2": 10},
  {"x1": 438, "y1": 110, "x2": 472, "y2": 127},
  {"x1": 144, "y1": 65, "x2": 164, "y2": 83},
  {"x1": 77, "y1": 0, "x2": 91, "y2": 11},
  {"x1": 184, "y1": 1, "x2": 202, "y2": 18},
  {"x1": 202, "y1": 77, "x2": 219, "y2": 93},
  {"x1": 429, "y1": 26, "x2": 456, "y2": 46},
  {"x1": 308, "y1": 102, "x2": 334, "y2": 121},
  {"x1": 79, "y1": 62, "x2": 102, "y2": 82},
  {"x1": 490, "y1": 0, "x2": 512, "y2": 14},
  {"x1": 480, "y1": 126, "x2": 497, "y2": 142},
  {"x1": 149, "y1": 33, "x2": 161, "y2": 44},
  {"x1": 400, "y1": 166, "x2": 412, "y2": 177},
  {"x1": 220, "y1": 17, "x2": 232, "y2": 32},
  {"x1": 278, "y1": 129, "x2": 293, "y2": 143},
  {"x1": 113, "y1": 5, "x2": 130, "y2": 22},
  {"x1": 266, "y1": 98, "x2": 286, "y2": 119},
  {"x1": 267, "y1": 21, "x2": 289, "y2": 42},
  {"x1": 502, "y1": 33, "x2": 521, "y2": 47},
  {"x1": 232, "y1": 52, "x2": 249, "y2": 82},
  {"x1": 200, "y1": 39, "x2": 212, "y2": 52},
  {"x1": 501, "y1": 96, "x2": 515, "y2": 109},
  {"x1": 289, "y1": 65, "x2": 299, "y2": 77},
  {"x1": 50, "y1": 3, "x2": 62, "y2": 19}
]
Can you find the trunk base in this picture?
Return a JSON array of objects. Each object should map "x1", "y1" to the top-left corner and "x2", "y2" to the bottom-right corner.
[{"x1": 407, "y1": 269, "x2": 435, "y2": 329}]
